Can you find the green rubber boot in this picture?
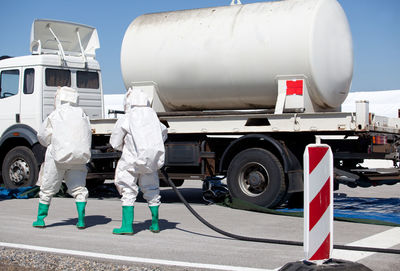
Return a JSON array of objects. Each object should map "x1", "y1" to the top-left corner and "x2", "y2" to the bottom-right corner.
[
  {"x1": 149, "y1": 205, "x2": 160, "y2": 233},
  {"x1": 113, "y1": 206, "x2": 134, "y2": 235},
  {"x1": 33, "y1": 203, "x2": 49, "y2": 228},
  {"x1": 76, "y1": 202, "x2": 87, "y2": 229}
]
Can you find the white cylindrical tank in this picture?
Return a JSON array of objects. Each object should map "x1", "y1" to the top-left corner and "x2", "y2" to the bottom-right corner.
[{"x1": 121, "y1": 0, "x2": 353, "y2": 112}]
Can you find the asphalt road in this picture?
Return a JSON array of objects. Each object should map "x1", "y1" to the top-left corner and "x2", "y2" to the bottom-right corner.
[{"x1": 0, "y1": 181, "x2": 399, "y2": 271}]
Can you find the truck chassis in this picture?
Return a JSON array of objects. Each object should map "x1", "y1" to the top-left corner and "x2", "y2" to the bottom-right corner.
[{"x1": 90, "y1": 105, "x2": 400, "y2": 208}]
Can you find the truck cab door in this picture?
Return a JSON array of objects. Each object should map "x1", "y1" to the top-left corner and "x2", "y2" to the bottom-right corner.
[
  {"x1": 20, "y1": 68, "x2": 41, "y2": 131},
  {"x1": 0, "y1": 69, "x2": 21, "y2": 134}
]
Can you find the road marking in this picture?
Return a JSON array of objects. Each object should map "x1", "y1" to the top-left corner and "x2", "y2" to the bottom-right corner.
[
  {"x1": 0, "y1": 242, "x2": 272, "y2": 271},
  {"x1": 2, "y1": 228, "x2": 398, "y2": 270},
  {"x1": 332, "y1": 227, "x2": 400, "y2": 261}
]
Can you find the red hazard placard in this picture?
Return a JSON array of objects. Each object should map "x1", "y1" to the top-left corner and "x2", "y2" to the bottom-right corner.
[{"x1": 286, "y1": 80, "x2": 303, "y2": 96}]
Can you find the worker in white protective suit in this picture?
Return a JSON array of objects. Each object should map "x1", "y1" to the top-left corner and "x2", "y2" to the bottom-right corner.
[
  {"x1": 32, "y1": 86, "x2": 92, "y2": 229},
  {"x1": 110, "y1": 88, "x2": 167, "y2": 235}
]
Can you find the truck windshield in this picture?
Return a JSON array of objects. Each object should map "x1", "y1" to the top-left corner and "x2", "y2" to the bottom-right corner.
[{"x1": 0, "y1": 69, "x2": 19, "y2": 98}]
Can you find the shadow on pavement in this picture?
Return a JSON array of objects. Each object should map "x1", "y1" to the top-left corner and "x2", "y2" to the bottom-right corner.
[
  {"x1": 131, "y1": 218, "x2": 179, "y2": 234},
  {"x1": 46, "y1": 215, "x2": 112, "y2": 228}
]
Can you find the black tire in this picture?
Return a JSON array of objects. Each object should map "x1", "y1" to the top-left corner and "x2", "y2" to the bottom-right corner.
[
  {"x1": 2, "y1": 146, "x2": 39, "y2": 189},
  {"x1": 227, "y1": 148, "x2": 286, "y2": 208}
]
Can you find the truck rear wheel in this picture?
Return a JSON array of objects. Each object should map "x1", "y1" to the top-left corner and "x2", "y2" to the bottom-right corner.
[
  {"x1": 227, "y1": 148, "x2": 286, "y2": 208},
  {"x1": 2, "y1": 146, "x2": 39, "y2": 189}
]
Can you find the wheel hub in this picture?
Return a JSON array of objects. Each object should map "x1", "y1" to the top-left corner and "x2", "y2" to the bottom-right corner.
[
  {"x1": 239, "y1": 162, "x2": 269, "y2": 197},
  {"x1": 248, "y1": 171, "x2": 264, "y2": 189},
  {"x1": 9, "y1": 159, "x2": 30, "y2": 185}
]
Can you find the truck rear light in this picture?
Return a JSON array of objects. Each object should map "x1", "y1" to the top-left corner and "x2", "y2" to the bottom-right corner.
[{"x1": 372, "y1": 135, "x2": 387, "y2": 145}]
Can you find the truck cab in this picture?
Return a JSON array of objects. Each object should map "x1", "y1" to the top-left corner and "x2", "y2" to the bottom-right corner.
[{"x1": 0, "y1": 19, "x2": 104, "y2": 188}]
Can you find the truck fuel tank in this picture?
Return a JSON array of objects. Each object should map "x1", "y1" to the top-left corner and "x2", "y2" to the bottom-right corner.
[{"x1": 121, "y1": 0, "x2": 353, "y2": 112}]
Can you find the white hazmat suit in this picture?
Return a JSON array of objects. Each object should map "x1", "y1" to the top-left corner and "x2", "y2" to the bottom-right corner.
[
  {"x1": 110, "y1": 88, "x2": 167, "y2": 234},
  {"x1": 33, "y1": 86, "x2": 92, "y2": 229},
  {"x1": 37, "y1": 87, "x2": 92, "y2": 204},
  {"x1": 110, "y1": 88, "x2": 167, "y2": 206}
]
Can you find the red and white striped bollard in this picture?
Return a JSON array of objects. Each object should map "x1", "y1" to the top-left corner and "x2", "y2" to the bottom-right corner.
[{"x1": 303, "y1": 144, "x2": 334, "y2": 262}]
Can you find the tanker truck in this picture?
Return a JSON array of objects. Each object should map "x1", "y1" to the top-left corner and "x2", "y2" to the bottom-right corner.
[
  {"x1": 2, "y1": 0, "x2": 399, "y2": 208},
  {"x1": 92, "y1": 0, "x2": 400, "y2": 208}
]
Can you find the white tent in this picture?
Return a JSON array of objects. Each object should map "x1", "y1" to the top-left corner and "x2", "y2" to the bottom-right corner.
[{"x1": 342, "y1": 90, "x2": 400, "y2": 118}]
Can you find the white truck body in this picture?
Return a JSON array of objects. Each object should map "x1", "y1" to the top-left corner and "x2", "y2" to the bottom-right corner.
[
  {"x1": 94, "y1": 96, "x2": 400, "y2": 208},
  {"x1": 1, "y1": 2, "x2": 399, "y2": 208}
]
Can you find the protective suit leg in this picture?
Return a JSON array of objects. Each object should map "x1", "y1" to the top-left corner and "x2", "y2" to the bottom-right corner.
[
  {"x1": 34, "y1": 152, "x2": 62, "y2": 227},
  {"x1": 38, "y1": 152, "x2": 65, "y2": 205},
  {"x1": 149, "y1": 205, "x2": 160, "y2": 233},
  {"x1": 113, "y1": 163, "x2": 136, "y2": 235},
  {"x1": 63, "y1": 166, "x2": 88, "y2": 229},
  {"x1": 113, "y1": 206, "x2": 134, "y2": 235},
  {"x1": 75, "y1": 202, "x2": 86, "y2": 229},
  {"x1": 139, "y1": 173, "x2": 161, "y2": 207},
  {"x1": 115, "y1": 163, "x2": 140, "y2": 205},
  {"x1": 64, "y1": 165, "x2": 89, "y2": 202},
  {"x1": 33, "y1": 203, "x2": 49, "y2": 228},
  {"x1": 138, "y1": 173, "x2": 161, "y2": 232}
]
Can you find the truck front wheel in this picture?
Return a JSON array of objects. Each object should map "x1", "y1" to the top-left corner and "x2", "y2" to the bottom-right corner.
[
  {"x1": 2, "y1": 146, "x2": 39, "y2": 189},
  {"x1": 227, "y1": 148, "x2": 286, "y2": 208}
]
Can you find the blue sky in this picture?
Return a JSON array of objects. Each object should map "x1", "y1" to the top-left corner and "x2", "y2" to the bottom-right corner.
[{"x1": 1, "y1": 0, "x2": 399, "y2": 94}]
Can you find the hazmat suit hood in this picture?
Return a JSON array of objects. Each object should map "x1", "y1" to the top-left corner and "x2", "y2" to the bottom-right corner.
[
  {"x1": 124, "y1": 88, "x2": 150, "y2": 112},
  {"x1": 55, "y1": 86, "x2": 79, "y2": 108}
]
